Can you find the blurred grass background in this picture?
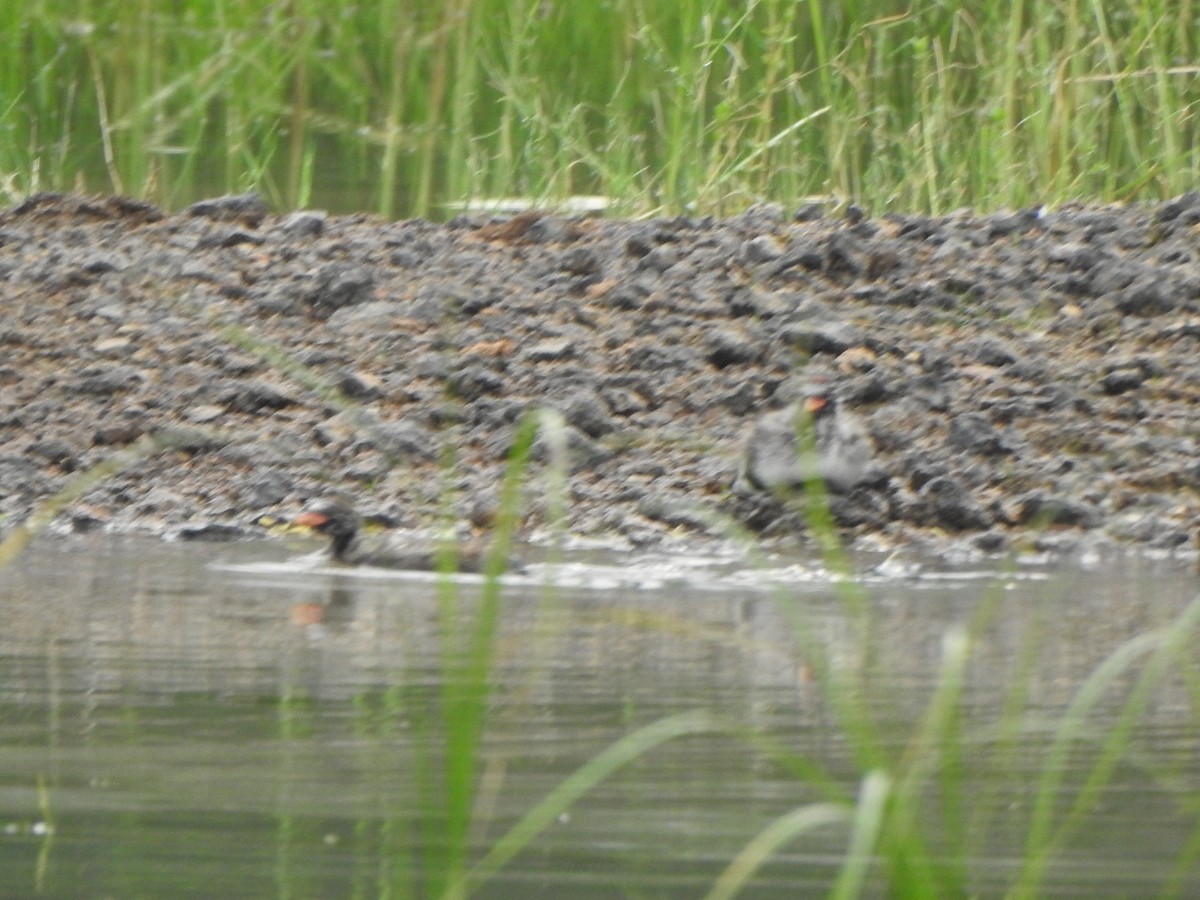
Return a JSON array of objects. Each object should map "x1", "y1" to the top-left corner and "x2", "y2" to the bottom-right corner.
[{"x1": 1, "y1": 0, "x2": 1198, "y2": 219}]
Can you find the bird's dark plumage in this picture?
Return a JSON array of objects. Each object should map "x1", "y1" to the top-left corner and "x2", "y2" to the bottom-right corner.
[{"x1": 294, "y1": 499, "x2": 519, "y2": 573}]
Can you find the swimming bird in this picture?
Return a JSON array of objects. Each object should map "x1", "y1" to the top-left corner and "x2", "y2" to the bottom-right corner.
[
  {"x1": 293, "y1": 498, "x2": 519, "y2": 573},
  {"x1": 731, "y1": 385, "x2": 874, "y2": 496}
]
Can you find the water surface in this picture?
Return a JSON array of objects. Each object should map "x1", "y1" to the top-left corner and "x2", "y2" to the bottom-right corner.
[{"x1": 0, "y1": 534, "x2": 1196, "y2": 897}]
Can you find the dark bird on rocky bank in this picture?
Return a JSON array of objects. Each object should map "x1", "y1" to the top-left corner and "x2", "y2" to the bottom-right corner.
[
  {"x1": 294, "y1": 498, "x2": 520, "y2": 573},
  {"x1": 731, "y1": 384, "x2": 875, "y2": 496}
]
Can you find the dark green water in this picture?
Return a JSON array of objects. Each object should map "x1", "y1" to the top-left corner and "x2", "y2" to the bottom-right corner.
[{"x1": 0, "y1": 534, "x2": 1196, "y2": 897}]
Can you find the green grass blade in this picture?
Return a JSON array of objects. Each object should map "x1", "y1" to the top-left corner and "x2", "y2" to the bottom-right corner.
[
  {"x1": 1014, "y1": 593, "x2": 1200, "y2": 897},
  {"x1": 704, "y1": 801, "x2": 856, "y2": 900},
  {"x1": 831, "y1": 770, "x2": 891, "y2": 900},
  {"x1": 457, "y1": 710, "x2": 718, "y2": 896}
]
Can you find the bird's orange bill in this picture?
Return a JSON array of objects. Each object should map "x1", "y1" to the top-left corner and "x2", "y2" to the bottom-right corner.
[
  {"x1": 294, "y1": 511, "x2": 331, "y2": 528},
  {"x1": 805, "y1": 396, "x2": 828, "y2": 413}
]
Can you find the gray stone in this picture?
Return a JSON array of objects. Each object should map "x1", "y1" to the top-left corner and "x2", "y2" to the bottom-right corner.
[{"x1": 186, "y1": 192, "x2": 268, "y2": 226}]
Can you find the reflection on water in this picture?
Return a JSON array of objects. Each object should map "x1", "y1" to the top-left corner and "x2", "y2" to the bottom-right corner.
[{"x1": 0, "y1": 534, "x2": 1197, "y2": 897}]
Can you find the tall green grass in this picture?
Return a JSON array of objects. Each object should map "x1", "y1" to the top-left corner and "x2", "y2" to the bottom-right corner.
[{"x1": 2, "y1": 1, "x2": 1198, "y2": 217}]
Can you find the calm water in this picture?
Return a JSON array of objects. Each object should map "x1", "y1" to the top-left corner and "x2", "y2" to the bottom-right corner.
[{"x1": 0, "y1": 533, "x2": 1197, "y2": 898}]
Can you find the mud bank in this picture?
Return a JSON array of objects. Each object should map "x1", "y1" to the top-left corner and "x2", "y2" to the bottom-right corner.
[{"x1": 2, "y1": 192, "x2": 1199, "y2": 558}]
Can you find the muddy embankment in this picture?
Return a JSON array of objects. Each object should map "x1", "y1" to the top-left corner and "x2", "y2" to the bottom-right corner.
[{"x1": 2, "y1": 192, "x2": 1199, "y2": 558}]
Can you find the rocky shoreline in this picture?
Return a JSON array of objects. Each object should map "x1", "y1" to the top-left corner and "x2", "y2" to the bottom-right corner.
[{"x1": 3, "y1": 192, "x2": 1199, "y2": 559}]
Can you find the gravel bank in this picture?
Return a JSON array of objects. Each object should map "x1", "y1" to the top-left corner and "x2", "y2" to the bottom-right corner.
[{"x1": 3, "y1": 192, "x2": 1199, "y2": 557}]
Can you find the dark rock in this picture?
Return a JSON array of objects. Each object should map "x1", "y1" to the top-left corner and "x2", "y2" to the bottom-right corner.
[
  {"x1": 337, "y1": 370, "x2": 385, "y2": 400},
  {"x1": 822, "y1": 232, "x2": 864, "y2": 275},
  {"x1": 636, "y1": 245, "x2": 679, "y2": 273},
  {"x1": 78, "y1": 253, "x2": 123, "y2": 275},
  {"x1": 973, "y1": 530, "x2": 1009, "y2": 553},
  {"x1": 719, "y1": 382, "x2": 758, "y2": 416},
  {"x1": 726, "y1": 493, "x2": 795, "y2": 533},
  {"x1": 638, "y1": 493, "x2": 712, "y2": 530},
  {"x1": 532, "y1": 424, "x2": 611, "y2": 469},
  {"x1": 827, "y1": 487, "x2": 893, "y2": 529},
  {"x1": 252, "y1": 284, "x2": 305, "y2": 316},
  {"x1": 706, "y1": 327, "x2": 759, "y2": 368},
  {"x1": 196, "y1": 228, "x2": 263, "y2": 250},
  {"x1": 601, "y1": 386, "x2": 648, "y2": 416},
  {"x1": 94, "y1": 420, "x2": 144, "y2": 445},
  {"x1": 604, "y1": 281, "x2": 649, "y2": 310},
  {"x1": 526, "y1": 216, "x2": 572, "y2": 244},
  {"x1": 911, "y1": 476, "x2": 991, "y2": 530},
  {"x1": 1154, "y1": 192, "x2": 1200, "y2": 223},
  {"x1": 411, "y1": 281, "x2": 479, "y2": 319},
  {"x1": 842, "y1": 373, "x2": 892, "y2": 405},
  {"x1": 1015, "y1": 491, "x2": 1102, "y2": 529},
  {"x1": 447, "y1": 365, "x2": 506, "y2": 401},
  {"x1": 173, "y1": 522, "x2": 258, "y2": 541},
  {"x1": 186, "y1": 192, "x2": 268, "y2": 226},
  {"x1": 222, "y1": 380, "x2": 299, "y2": 414},
  {"x1": 559, "y1": 247, "x2": 601, "y2": 276},
  {"x1": 849, "y1": 220, "x2": 879, "y2": 239},
  {"x1": 278, "y1": 210, "x2": 327, "y2": 238},
  {"x1": 413, "y1": 353, "x2": 453, "y2": 380},
  {"x1": 771, "y1": 239, "x2": 825, "y2": 274},
  {"x1": 889, "y1": 282, "x2": 957, "y2": 309},
  {"x1": 464, "y1": 397, "x2": 525, "y2": 432},
  {"x1": 0, "y1": 456, "x2": 47, "y2": 495},
  {"x1": 947, "y1": 413, "x2": 1011, "y2": 456},
  {"x1": 367, "y1": 420, "x2": 439, "y2": 460},
  {"x1": 931, "y1": 238, "x2": 968, "y2": 265},
  {"x1": 563, "y1": 389, "x2": 615, "y2": 438},
  {"x1": 1089, "y1": 259, "x2": 1141, "y2": 295},
  {"x1": 1047, "y1": 241, "x2": 1102, "y2": 271},
  {"x1": 726, "y1": 286, "x2": 792, "y2": 318},
  {"x1": 993, "y1": 208, "x2": 1043, "y2": 236},
  {"x1": 1113, "y1": 276, "x2": 1177, "y2": 316},
  {"x1": 70, "y1": 512, "x2": 107, "y2": 532},
  {"x1": 27, "y1": 438, "x2": 78, "y2": 468},
  {"x1": 739, "y1": 235, "x2": 787, "y2": 264},
  {"x1": 73, "y1": 365, "x2": 143, "y2": 395},
  {"x1": 242, "y1": 472, "x2": 292, "y2": 507},
  {"x1": 304, "y1": 263, "x2": 375, "y2": 317},
  {"x1": 7, "y1": 193, "x2": 163, "y2": 225},
  {"x1": 1149, "y1": 526, "x2": 1191, "y2": 550},
  {"x1": 793, "y1": 203, "x2": 824, "y2": 221},
  {"x1": 624, "y1": 229, "x2": 654, "y2": 257},
  {"x1": 342, "y1": 450, "x2": 393, "y2": 482},
  {"x1": 619, "y1": 340, "x2": 696, "y2": 374},
  {"x1": 971, "y1": 337, "x2": 1017, "y2": 366},
  {"x1": 153, "y1": 426, "x2": 227, "y2": 454},
  {"x1": 844, "y1": 204, "x2": 867, "y2": 225},
  {"x1": 1100, "y1": 368, "x2": 1144, "y2": 395},
  {"x1": 1127, "y1": 354, "x2": 1167, "y2": 378},
  {"x1": 1032, "y1": 383, "x2": 1078, "y2": 411},
  {"x1": 780, "y1": 321, "x2": 861, "y2": 355}
]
